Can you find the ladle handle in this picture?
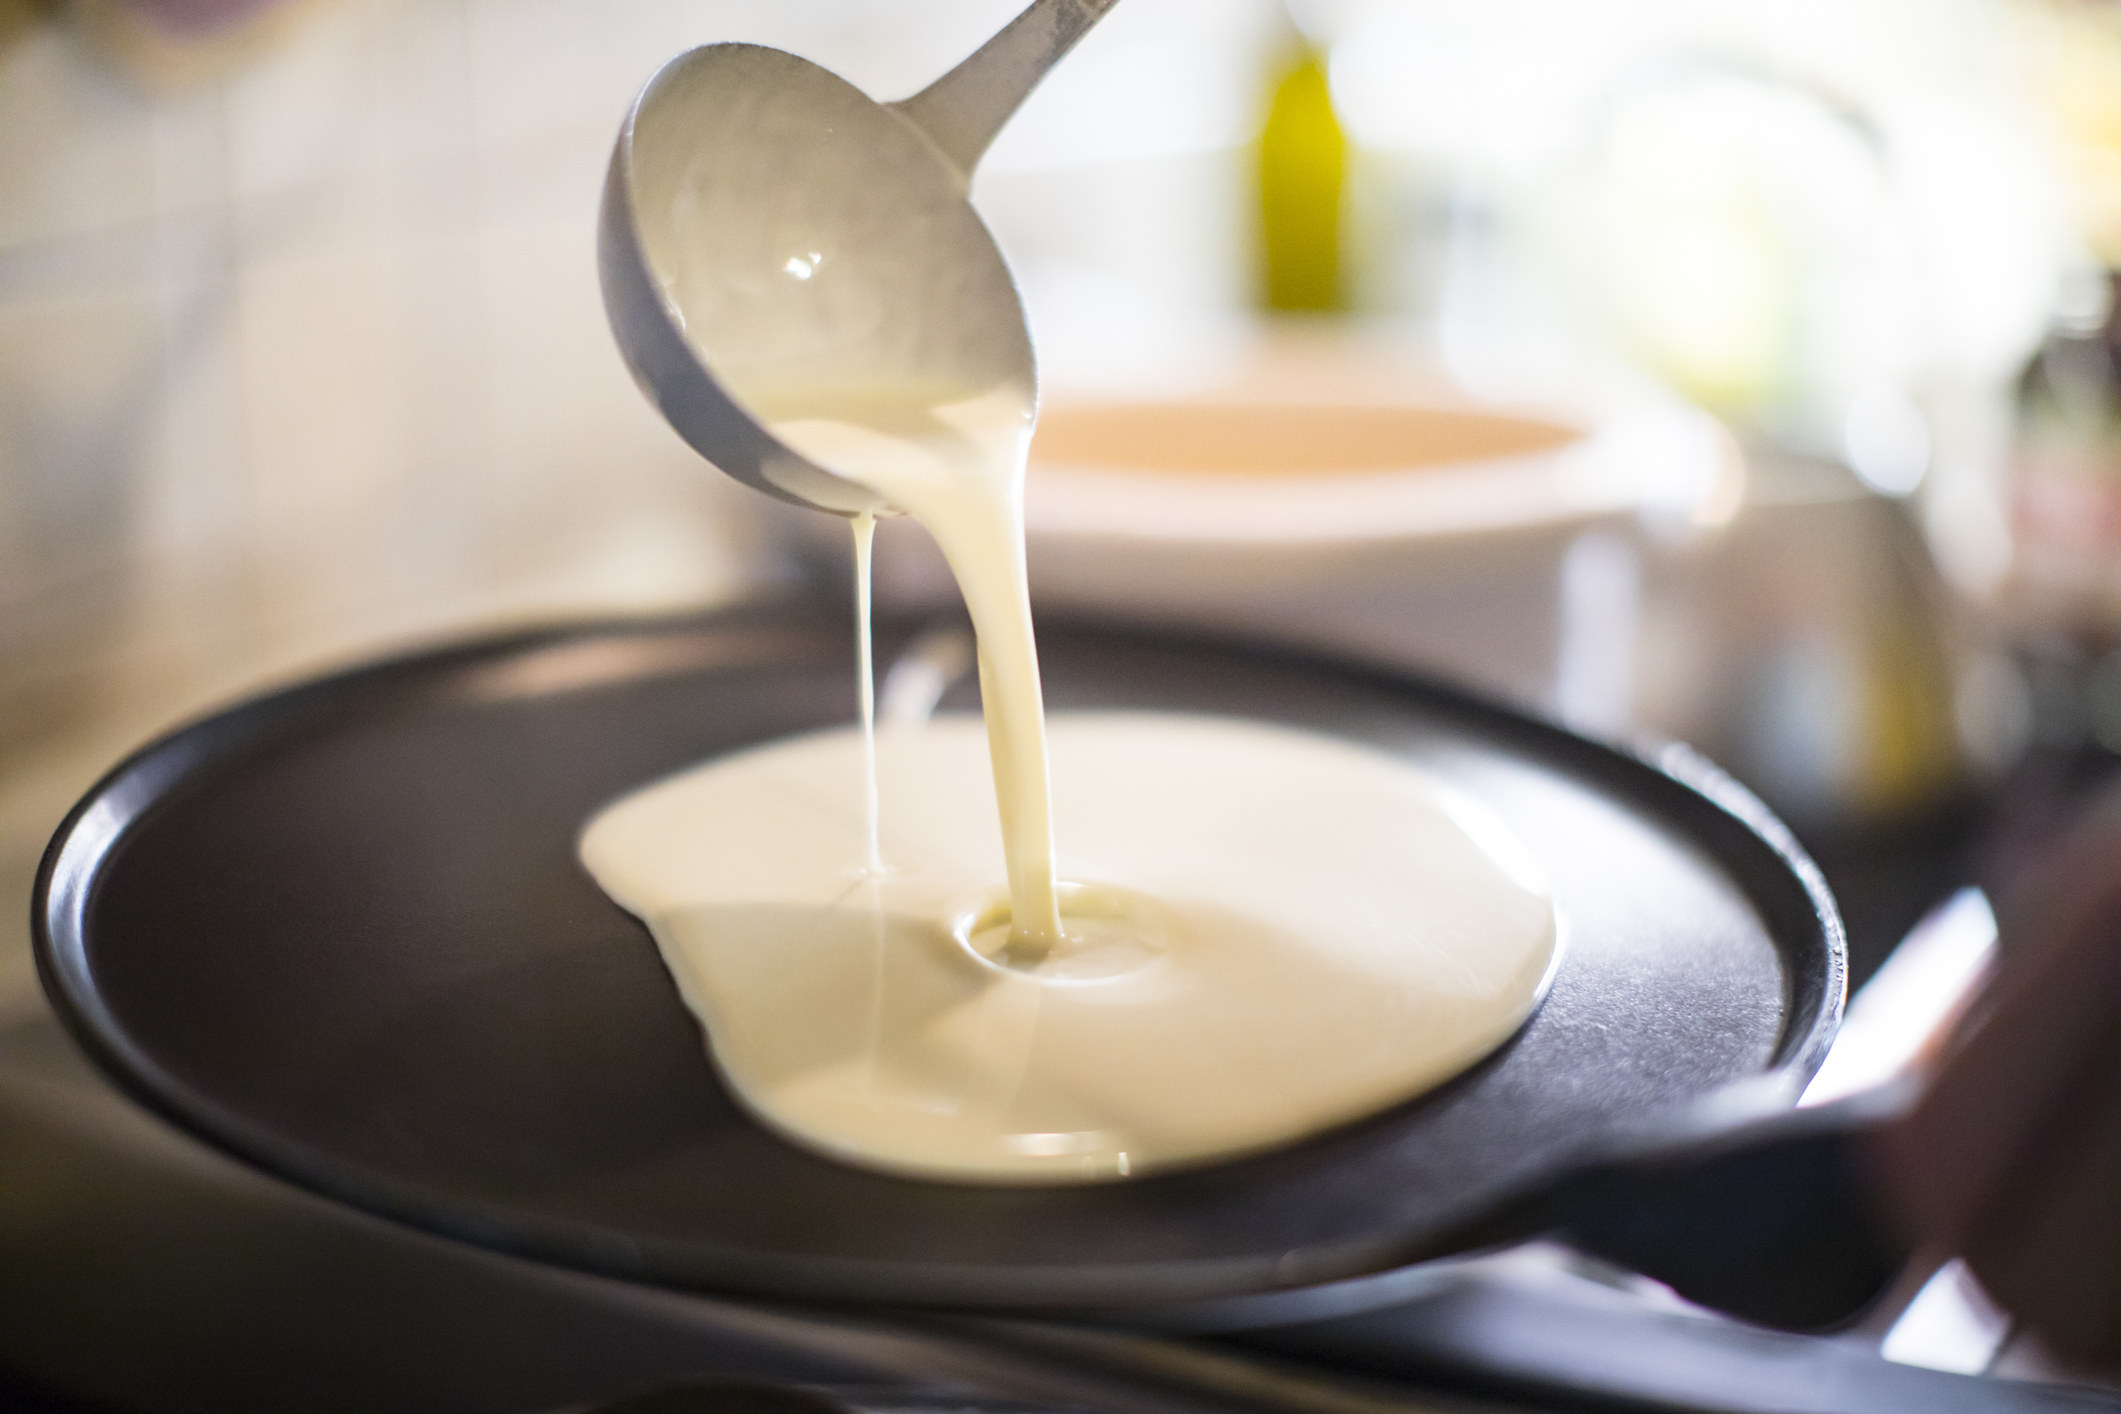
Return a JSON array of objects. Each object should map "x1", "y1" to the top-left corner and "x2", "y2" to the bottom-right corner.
[
  {"x1": 890, "y1": 0, "x2": 1122, "y2": 178},
  {"x1": 1532, "y1": 1085, "x2": 1914, "y2": 1331}
]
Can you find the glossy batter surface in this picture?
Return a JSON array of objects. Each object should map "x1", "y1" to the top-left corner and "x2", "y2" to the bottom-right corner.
[{"x1": 580, "y1": 713, "x2": 1559, "y2": 1181}]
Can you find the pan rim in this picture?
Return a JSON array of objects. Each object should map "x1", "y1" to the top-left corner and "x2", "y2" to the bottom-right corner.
[{"x1": 31, "y1": 598, "x2": 1845, "y2": 1313}]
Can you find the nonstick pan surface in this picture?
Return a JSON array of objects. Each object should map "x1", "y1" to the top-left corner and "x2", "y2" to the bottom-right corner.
[{"x1": 35, "y1": 601, "x2": 1842, "y2": 1313}]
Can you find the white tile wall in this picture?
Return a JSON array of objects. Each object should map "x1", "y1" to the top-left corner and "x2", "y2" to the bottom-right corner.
[{"x1": 0, "y1": 3, "x2": 758, "y2": 767}]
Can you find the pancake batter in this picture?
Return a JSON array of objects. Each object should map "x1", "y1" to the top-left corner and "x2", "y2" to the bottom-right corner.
[{"x1": 581, "y1": 713, "x2": 1559, "y2": 1181}]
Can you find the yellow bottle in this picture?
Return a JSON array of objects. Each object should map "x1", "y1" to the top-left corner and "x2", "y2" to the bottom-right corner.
[{"x1": 1256, "y1": 41, "x2": 1347, "y2": 314}]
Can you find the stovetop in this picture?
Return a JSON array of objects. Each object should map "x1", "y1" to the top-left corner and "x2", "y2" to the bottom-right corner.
[{"x1": 2, "y1": 976, "x2": 2115, "y2": 1414}]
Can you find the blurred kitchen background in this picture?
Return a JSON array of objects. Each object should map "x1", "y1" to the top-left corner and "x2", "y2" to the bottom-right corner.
[
  {"x1": 10, "y1": 0, "x2": 2120, "y2": 1007},
  {"x1": 6, "y1": 0, "x2": 2121, "y2": 1405}
]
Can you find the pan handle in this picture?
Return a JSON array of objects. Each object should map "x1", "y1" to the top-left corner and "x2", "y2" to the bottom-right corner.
[{"x1": 1529, "y1": 1082, "x2": 1914, "y2": 1331}]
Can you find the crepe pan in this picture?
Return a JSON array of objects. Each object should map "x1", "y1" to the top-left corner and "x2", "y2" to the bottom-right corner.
[{"x1": 33, "y1": 600, "x2": 1904, "y2": 1335}]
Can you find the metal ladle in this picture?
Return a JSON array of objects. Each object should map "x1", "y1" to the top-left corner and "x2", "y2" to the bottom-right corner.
[{"x1": 599, "y1": 0, "x2": 1119, "y2": 517}]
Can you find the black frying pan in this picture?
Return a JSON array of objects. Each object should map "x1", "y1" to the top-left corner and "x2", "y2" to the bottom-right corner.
[{"x1": 33, "y1": 601, "x2": 1903, "y2": 1334}]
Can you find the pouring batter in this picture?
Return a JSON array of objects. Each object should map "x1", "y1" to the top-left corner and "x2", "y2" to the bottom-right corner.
[
  {"x1": 588, "y1": 9, "x2": 1559, "y2": 1182},
  {"x1": 580, "y1": 382, "x2": 1561, "y2": 1181}
]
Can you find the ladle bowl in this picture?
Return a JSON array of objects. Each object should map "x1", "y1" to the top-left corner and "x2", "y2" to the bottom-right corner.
[{"x1": 598, "y1": 0, "x2": 1118, "y2": 516}]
